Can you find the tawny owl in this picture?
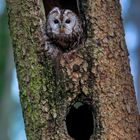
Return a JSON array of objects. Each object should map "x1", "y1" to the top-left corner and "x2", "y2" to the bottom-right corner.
[{"x1": 45, "y1": 7, "x2": 83, "y2": 56}]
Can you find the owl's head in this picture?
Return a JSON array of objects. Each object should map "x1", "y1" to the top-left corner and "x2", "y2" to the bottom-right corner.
[{"x1": 46, "y1": 7, "x2": 81, "y2": 36}]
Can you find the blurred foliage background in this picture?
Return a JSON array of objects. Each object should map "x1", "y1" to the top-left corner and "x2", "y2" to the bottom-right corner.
[{"x1": 0, "y1": 0, "x2": 139, "y2": 140}]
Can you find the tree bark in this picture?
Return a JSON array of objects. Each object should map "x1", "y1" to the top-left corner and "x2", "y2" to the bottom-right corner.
[{"x1": 6, "y1": 0, "x2": 140, "y2": 140}]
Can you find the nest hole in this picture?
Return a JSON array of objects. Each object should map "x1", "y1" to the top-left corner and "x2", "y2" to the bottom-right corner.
[
  {"x1": 66, "y1": 102, "x2": 94, "y2": 140},
  {"x1": 42, "y1": 0, "x2": 80, "y2": 16}
]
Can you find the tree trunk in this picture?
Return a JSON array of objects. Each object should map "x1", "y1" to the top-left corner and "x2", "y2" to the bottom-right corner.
[{"x1": 6, "y1": 0, "x2": 140, "y2": 140}]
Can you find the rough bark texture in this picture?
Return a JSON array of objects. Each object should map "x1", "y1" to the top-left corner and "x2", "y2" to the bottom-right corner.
[
  {"x1": 6, "y1": 0, "x2": 140, "y2": 140},
  {"x1": 6, "y1": 0, "x2": 47, "y2": 139}
]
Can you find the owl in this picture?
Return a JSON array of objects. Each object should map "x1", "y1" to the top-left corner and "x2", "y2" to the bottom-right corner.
[{"x1": 45, "y1": 7, "x2": 83, "y2": 56}]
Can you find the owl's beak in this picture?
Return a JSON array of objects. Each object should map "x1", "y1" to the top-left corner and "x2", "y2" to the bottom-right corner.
[{"x1": 60, "y1": 26, "x2": 65, "y2": 33}]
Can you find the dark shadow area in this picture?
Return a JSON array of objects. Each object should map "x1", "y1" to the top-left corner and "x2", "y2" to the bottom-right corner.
[
  {"x1": 66, "y1": 103, "x2": 94, "y2": 140},
  {"x1": 59, "y1": 0, "x2": 79, "y2": 14},
  {"x1": 42, "y1": 0, "x2": 79, "y2": 16}
]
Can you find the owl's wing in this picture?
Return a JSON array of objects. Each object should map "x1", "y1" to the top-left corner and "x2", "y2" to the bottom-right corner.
[{"x1": 45, "y1": 36, "x2": 60, "y2": 58}]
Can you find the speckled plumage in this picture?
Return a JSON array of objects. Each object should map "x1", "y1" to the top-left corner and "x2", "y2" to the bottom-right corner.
[{"x1": 45, "y1": 7, "x2": 83, "y2": 55}]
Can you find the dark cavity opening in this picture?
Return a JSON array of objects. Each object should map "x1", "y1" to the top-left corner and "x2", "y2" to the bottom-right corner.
[
  {"x1": 43, "y1": 0, "x2": 79, "y2": 16},
  {"x1": 66, "y1": 102, "x2": 94, "y2": 140}
]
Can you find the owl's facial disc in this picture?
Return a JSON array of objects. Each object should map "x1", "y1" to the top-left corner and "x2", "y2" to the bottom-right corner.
[
  {"x1": 47, "y1": 7, "x2": 80, "y2": 37},
  {"x1": 47, "y1": 8, "x2": 61, "y2": 35},
  {"x1": 49, "y1": 16, "x2": 60, "y2": 34},
  {"x1": 63, "y1": 16, "x2": 76, "y2": 34}
]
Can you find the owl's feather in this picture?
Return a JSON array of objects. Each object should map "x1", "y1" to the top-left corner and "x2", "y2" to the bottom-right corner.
[{"x1": 45, "y1": 7, "x2": 83, "y2": 54}]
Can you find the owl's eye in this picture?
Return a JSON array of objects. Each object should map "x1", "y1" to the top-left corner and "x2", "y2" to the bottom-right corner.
[
  {"x1": 65, "y1": 19, "x2": 71, "y2": 24},
  {"x1": 54, "y1": 19, "x2": 59, "y2": 24}
]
